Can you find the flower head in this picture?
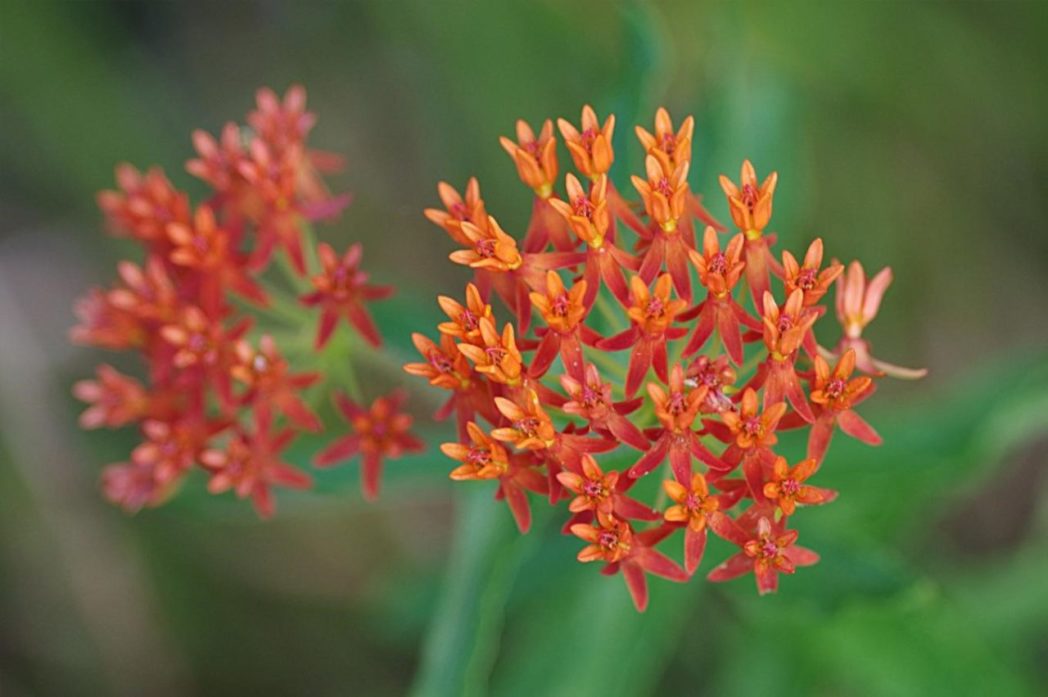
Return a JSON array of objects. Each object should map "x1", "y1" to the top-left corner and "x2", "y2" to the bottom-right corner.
[
  {"x1": 424, "y1": 178, "x2": 488, "y2": 246},
  {"x1": 833, "y1": 261, "x2": 928, "y2": 379},
  {"x1": 441, "y1": 422, "x2": 510, "y2": 480},
  {"x1": 761, "y1": 289, "x2": 818, "y2": 361},
  {"x1": 491, "y1": 390, "x2": 557, "y2": 451},
  {"x1": 438, "y1": 282, "x2": 494, "y2": 346},
  {"x1": 449, "y1": 215, "x2": 523, "y2": 272},
  {"x1": 500, "y1": 119, "x2": 558, "y2": 198},
  {"x1": 762, "y1": 456, "x2": 837, "y2": 516},
  {"x1": 720, "y1": 159, "x2": 777, "y2": 237},
  {"x1": 97, "y1": 164, "x2": 190, "y2": 244},
  {"x1": 557, "y1": 454, "x2": 619, "y2": 515},
  {"x1": 202, "y1": 411, "x2": 311, "y2": 518},
  {"x1": 530, "y1": 270, "x2": 587, "y2": 334},
  {"x1": 663, "y1": 472, "x2": 720, "y2": 574},
  {"x1": 557, "y1": 105, "x2": 615, "y2": 178},
  {"x1": 782, "y1": 238, "x2": 842, "y2": 307},
  {"x1": 456, "y1": 318, "x2": 525, "y2": 386},
  {"x1": 635, "y1": 108, "x2": 694, "y2": 174},
  {"x1": 548, "y1": 174, "x2": 610, "y2": 248},
  {"x1": 708, "y1": 514, "x2": 819, "y2": 594},
  {"x1": 301, "y1": 242, "x2": 393, "y2": 349},
  {"x1": 720, "y1": 388, "x2": 787, "y2": 451},
  {"x1": 73, "y1": 365, "x2": 149, "y2": 429},
  {"x1": 631, "y1": 155, "x2": 689, "y2": 233},
  {"x1": 314, "y1": 390, "x2": 423, "y2": 500}
]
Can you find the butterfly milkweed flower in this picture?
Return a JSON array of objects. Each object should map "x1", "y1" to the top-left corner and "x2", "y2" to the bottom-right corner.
[
  {"x1": 406, "y1": 103, "x2": 924, "y2": 610},
  {"x1": 73, "y1": 86, "x2": 410, "y2": 516}
]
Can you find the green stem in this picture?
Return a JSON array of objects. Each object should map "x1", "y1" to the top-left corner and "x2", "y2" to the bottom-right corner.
[{"x1": 410, "y1": 488, "x2": 540, "y2": 697}]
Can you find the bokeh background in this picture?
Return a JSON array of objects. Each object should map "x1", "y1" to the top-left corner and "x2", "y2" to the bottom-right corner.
[{"x1": 2, "y1": 1, "x2": 1047, "y2": 695}]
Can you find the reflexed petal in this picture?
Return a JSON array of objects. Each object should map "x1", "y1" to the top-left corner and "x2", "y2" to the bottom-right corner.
[
  {"x1": 707, "y1": 552, "x2": 752, "y2": 582},
  {"x1": 684, "y1": 527, "x2": 708, "y2": 575}
]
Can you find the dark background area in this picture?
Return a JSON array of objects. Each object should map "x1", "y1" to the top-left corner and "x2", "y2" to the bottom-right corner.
[{"x1": 1, "y1": 1, "x2": 1046, "y2": 696}]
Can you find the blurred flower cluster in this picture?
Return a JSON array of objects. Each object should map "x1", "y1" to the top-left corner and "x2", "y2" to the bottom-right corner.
[
  {"x1": 410, "y1": 106, "x2": 924, "y2": 609},
  {"x1": 72, "y1": 86, "x2": 419, "y2": 517}
]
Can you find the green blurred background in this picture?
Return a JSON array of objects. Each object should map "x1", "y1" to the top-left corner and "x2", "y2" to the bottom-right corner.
[{"x1": 1, "y1": 1, "x2": 1046, "y2": 695}]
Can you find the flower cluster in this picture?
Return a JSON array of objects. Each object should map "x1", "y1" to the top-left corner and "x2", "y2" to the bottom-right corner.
[
  {"x1": 408, "y1": 106, "x2": 924, "y2": 609},
  {"x1": 72, "y1": 86, "x2": 419, "y2": 517}
]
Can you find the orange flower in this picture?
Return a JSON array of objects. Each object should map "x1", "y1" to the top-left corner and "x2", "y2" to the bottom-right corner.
[
  {"x1": 805, "y1": 349, "x2": 881, "y2": 462},
  {"x1": 650, "y1": 364, "x2": 706, "y2": 434},
  {"x1": 599, "y1": 274, "x2": 688, "y2": 396},
  {"x1": 548, "y1": 174, "x2": 610, "y2": 248},
  {"x1": 681, "y1": 227, "x2": 756, "y2": 363},
  {"x1": 626, "y1": 273, "x2": 687, "y2": 337},
  {"x1": 663, "y1": 472, "x2": 720, "y2": 574},
  {"x1": 753, "y1": 290, "x2": 819, "y2": 422},
  {"x1": 70, "y1": 287, "x2": 146, "y2": 350},
  {"x1": 761, "y1": 289, "x2": 818, "y2": 359},
  {"x1": 314, "y1": 390, "x2": 423, "y2": 500},
  {"x1": 557, "y1": 453, "x2": 619, "y2": 515},
  {"x1": 438, "y1": 282, "x2": 494, "y2": 346},
  {"x1": 530, "y1": 270, "x2": 587, "y2": 335},
  {"x1": 456, "y1": 317, "x2": 524, "y2": 386},
  {"x1": 442, "y1": 423, "x2": 548, "y2": 532},
  {"x1": 782, "y1": 238, "x2": 843, "y2": 307},
  {"x1": 557, "y1": 105, "x2": 615, "y2": 178},
  {"x1": 685, "y1": 355, "x2": 737, "y2": 414},
  {"x1": 571, "y1": 512, "x2": 688, "y2": 611},
  {"x1": 720, "y1": 160, "x2": 780, "y2": 311},
  {"x1": 424, "y1": 178, "x2": 488, "y2": 247},
  {"x1": 572, "y1": 512, "x2": 633, "y2": 564},
  {"x1": 404, "y1": 333, "x2": 497, "y2": 440},
  {"x1": 500, "y1": 119, "x2": 558, "y2": 198},
  {"x1": 108, "y1": 257, "x2": 180, "y2": 325},
  {"x1": 833, "y1": 261, "x2": 928, "y2": 379},
  {"x1": 248, "y1": 84, "x2": 316, "y2": 152},
  {"x1": 491, "y1": 389, "x2": 557, "y2": 451},
  {"x1": 762, "y1": 456, "x2": 837, "y2": 517},
  {"x1": 690, "y1": 227, "x2": 746, "y2": 299},
  {"x1": 441, "y1": 422, "x2": 510, "y2": 480},
  {"x1": 557, "y1": 454, "x2": 656, "y2": 523},
  {"x1": 159, "y1": 306, "x2": 226, "y2": 369},
  {"x1": 600, "y1": 274, "x2": 689, "y2": 396},
  {"x1": 166, "y1": 205, "x2": 268, "y2": 308},
  {"x1": 561, "y1": 364, "x2": 649, "y2": 451},
  {"x1": 101, "y1": 460, "x2": 169, "y2": 514},
  {"x1": 529, "y1": 271, "x2": 589, "y2": 378},
  {"x1": 635, "y1": 107, "x2": 694, "y2": 174},
  {"x1": 630, "y1": 364, "x2": 723, "y2": 482},
  {"x1": 73, "y1": 365, "x2": 149, "y2": 429},
  {"x1": 448, "y1": 214, "x2": 523, "y2": 272},
  {"x1": 135, "y1": 417, "x2": 226, "y2": 488},
  {"x1": 186, "y1": 122, "x2": 249, "y2": 201},
  {"x1": 231, "y1": 334, "x2": 321, "y2": 432},
  {"x1": 300, "y1": 242, "x2": 393, "y2": 349},
  {"x1": 631, "y1": 155, "x2": 689, "y2": 233},
  {"x1": 708, "y1": 514, "x2": 819, "y2": 595},
  {"x1": 719, "y1": 159, "x2": 777, "y2": 237},
  {"x1": 202, "y1": 410, "x2": 311, "y2": 519},
  {"x1": 97, "y1": 164, "x2": 191, "y2": 245},
  {"x1": 548, "y1": 174, "x2": 636, "y2": 307},
  {"x1": 809, "y1": 349, "x2": 874, "y2": 412},
  {"x1": 713, "y1": 388, "x2": 787, "y2": 453},
  {"x1": 405, "y1": 332, "x2": 473, "y2": 392}
]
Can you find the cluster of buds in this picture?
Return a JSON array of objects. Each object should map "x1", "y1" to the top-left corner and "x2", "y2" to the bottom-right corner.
[
  {"x1": 409, "y1": 105, "x2": 924, "y2": 609},
  {"x1": 72, "y1": 86, "x2": 420, "y2": 517}
]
